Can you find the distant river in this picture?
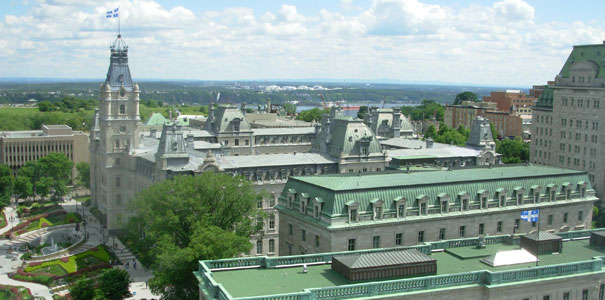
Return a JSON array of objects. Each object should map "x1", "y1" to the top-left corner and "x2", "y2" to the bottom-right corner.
[{"x1": 295, "y1": 103, "x2": 420, "y2": 116}]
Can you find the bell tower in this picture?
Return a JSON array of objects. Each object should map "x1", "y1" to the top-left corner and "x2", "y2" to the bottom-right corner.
[{"x1": 91, "y1": 34, "x2": 140, "y2": 231}]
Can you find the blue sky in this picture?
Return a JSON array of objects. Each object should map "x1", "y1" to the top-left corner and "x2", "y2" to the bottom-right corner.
[{"x1": 1, "y1": 0, "x2": 604, "y2": 86}]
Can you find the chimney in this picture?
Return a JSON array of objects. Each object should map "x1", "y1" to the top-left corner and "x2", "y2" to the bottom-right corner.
[
  {"x1": 150, "y1": 128, "x2": 157, "y2": 138},
  {"x1": 426, "y1": 137, "x2": 434, "y2": 149},
  {"x1": 266, "y1": 99, "x2": 271, "y2": 113},
  {"x1": 241, "y1": 102, "x2": 246, "y2": 115}
]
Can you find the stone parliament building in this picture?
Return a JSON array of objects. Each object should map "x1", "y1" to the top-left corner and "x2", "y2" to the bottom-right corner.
[{"x1": 91, "y1": 36, "x2": 558, "y2": 257}]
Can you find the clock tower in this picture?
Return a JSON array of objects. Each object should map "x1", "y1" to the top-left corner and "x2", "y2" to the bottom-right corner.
[{"x1": 90, "y1": 35, "x2": 140, "y2": 230}]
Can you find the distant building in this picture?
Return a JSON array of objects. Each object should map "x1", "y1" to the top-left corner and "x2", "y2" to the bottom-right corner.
[
  {"x1": 532, "y1": 42, "x2": 605, "y2": 197},
  {"x1": 0, "y1": 124, "x2": 89, "y2": 179},
  {"x1": 444, "y1": 102, "x2": 525, "y2": 138},
  {"x1": 483, "y1": 90, "x2": 537, "y2": 112},
  {"x1": 362, "y1": 107, "x2": 415, "y2": 139}
]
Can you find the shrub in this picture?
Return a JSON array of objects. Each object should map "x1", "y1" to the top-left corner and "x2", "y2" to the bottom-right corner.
[
  {"x1": 11, "y1": 273, "x2": 54, "y2": 286},
  {"x1": 21, "y1": 252, "x2": 32, "y2": 260},
  {"x1": 31, "y1": 202, "x2": 41, "y2": 209}
]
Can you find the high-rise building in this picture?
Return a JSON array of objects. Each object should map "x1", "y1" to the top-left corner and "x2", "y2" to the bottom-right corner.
[{"x1": 531, "y1": 42, "x2": 605, "y2": 196}]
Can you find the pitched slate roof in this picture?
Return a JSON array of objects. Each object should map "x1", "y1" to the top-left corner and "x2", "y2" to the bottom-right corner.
[
  {"x1": 280, "y1": 165, "x2": 592, "y2": 216},
  {"x1": 559, "y1": 43, "x2": 605, "y2": 79},
  {"x1": 333, "y1": 249, "x2": 434, "y2": 269}
]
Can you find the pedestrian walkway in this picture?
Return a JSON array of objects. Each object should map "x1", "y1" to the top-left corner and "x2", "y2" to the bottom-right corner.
[
  {"x1": 0, "y1": 206, "x2": 20, "y2": 236},
  {"x1": 0, "y1": 274, "x2": 53, "y2": 299}
]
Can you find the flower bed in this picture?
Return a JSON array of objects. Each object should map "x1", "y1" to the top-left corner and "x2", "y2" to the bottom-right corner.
[
  {"x1": 12, "y1": 246, "x2": 113, "y2": 287},
  {"x1": 6, "y1": 210, "x2": 81, "y2": 238},
  {"x1": 0, "y1": 284, "x2": 35, "y2": 300},
  {"x1": 24, "y1": 245, "x2": 111, "y2": 274}
]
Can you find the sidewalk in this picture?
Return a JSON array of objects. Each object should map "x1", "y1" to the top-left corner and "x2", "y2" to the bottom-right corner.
[{"x1": 62, "y1": 199, "x2": 157, "y2": 299}]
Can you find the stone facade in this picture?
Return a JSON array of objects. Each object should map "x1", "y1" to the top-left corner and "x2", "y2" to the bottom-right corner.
[
  {"x1": 483, "y1": 90, "x2": 536, "y2": 112},
  {"x1": 277, "y1": 165, "x2": 596, "y2": 255},
  {"x1": 531, "y1": 42, "x2": 605, "y2": 197}
]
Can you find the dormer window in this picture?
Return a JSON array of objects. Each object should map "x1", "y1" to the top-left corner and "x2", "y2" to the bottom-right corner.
[
  {"x1": 495, "y1": 188, "x2": 507, "y2": 207},
  {"x1": 458, "y1": 191, "x2": 469, "y2": 211},
  {"x1": 577, "y1": 181, "x2": 587, "y2": 198},
  {"x1": 370, "y1": 198, "x2": 384, "y2": 220},
  {"x1": 394, "y1": 196, "x2": 406, "y2": 218},
  {"x1": 562, "y1": 182, "x2": 572, "y2": 200},
  {"x1": 437, "y1": 193, "x2": 450, "y2": 213},
  {"x1": 346, "y1": 200, "x2": 359, "y2": 223},
  {"x1": 477, "y1": 190, "x2": 489, "y2": 209},
  {"x1": 287, "y1": 189, "x2": 296, "y2": 209},
  {"x1": 546, "y1": 184, "x2": 557, "y2": 202},
  {"x1": 513, "y1": 187, "x2": 525, "y2": 205},
  {"x1": 300, "y1": 193, "x2": 309, "y2": 214},
  {"x1": 313, "y1": 197, "x2": 323, "y2": 220},
  {"x1": 530, "y1": 185, "x2": 541, "y2": 203},
  {"x1": 416, "y1": 195, "x2": 428, "y2": 216}
]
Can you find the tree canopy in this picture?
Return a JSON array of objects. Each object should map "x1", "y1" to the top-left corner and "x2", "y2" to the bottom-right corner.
[
  {"x1": 76, "y1": 162, "x2": 91, "y2": 189},
  {"x1": 453, "y1": 91, "x2": 479, "y2": 105},
  {"x1": 400, "y1": 100, "x2": 445, "y2": 121},
  {"x1": 296, "y1": 107, "x2": 329, "y2": 122},
  {"x1": 97, "y1": 268, "x2": 132, "y2": 300},
  {"x1": 424, "y1": 124, "x2": 469, "y2": 146},
  {"x1": 0, "y1": 164, "x2": 13, "y2": 208},
  {"x1": 496, "y1": 137, "x2": 530, "y2": 163},
  {"x1": 124, "y1": 173, "x2": 264, "y2": 300}
]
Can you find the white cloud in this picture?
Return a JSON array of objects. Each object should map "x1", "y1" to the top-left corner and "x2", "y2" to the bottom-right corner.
[{"x1": 0, "y1": 0, "x2": 604, "y2": 86}]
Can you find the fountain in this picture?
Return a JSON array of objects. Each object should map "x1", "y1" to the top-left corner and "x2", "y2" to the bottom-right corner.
[{"x1": 40, "y1": 233, "x2": 65, "y2": 255}]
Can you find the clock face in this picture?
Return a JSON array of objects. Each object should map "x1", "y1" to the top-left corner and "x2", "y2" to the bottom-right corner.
[{"x1": 120, "y1": 125, "x2": 126, "y2": 133}]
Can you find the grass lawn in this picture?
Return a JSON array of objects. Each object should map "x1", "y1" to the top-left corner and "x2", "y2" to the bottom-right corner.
[
  {"x1": 25, "y1": 245, "x2": 111, "y2": 274},
  {"x1": 0, "y1": 107, "x2": 93, "y2": 131},
  {"x1": 19, "y1": 212, "x2": 81, "y2": 235},
  {"x1": 29, "y1": 265, "x2": 68, "y2": 277}
]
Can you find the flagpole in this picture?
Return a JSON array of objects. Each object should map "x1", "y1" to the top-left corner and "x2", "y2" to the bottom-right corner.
[
  {"x1": 536, "y1": 209, "x2": 540, "y2": 267},
  {"x1": 118, "y1": 7, "x2": 121, "y2": 36}
]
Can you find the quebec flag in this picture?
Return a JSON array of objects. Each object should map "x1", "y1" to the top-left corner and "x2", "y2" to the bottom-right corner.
[
  {"x1": 521, "y1": 209, "x2": 539, "y2": 222},
  {"x1": 106, "y1": 8, "x2": 119, "y2": 18}
]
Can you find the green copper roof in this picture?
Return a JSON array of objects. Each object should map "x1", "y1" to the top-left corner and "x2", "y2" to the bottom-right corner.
[
  {"x1": 558, "y1": 43, "x2": 605, "y2": 78},
  {"x1": 281, "y1": 165, "x2": 592, "y2": 216},
  {"x1": 535, "y1": 86, "x2": 553, "y2": 108},
  {"x1": 145, "y1": 112, "x2": 168, "y2": 125}
]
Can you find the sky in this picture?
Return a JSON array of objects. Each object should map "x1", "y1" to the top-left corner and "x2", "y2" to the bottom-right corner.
[{"x1": 1, "y1": 0, "x2": 605, "y2": 87}]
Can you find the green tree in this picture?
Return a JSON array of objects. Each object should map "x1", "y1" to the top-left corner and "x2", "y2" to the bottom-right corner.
[
  {"x1": 38, "y1": 152, "x2": 73, "y2": 199},
  {"x1": 453, "y1": 91, "x2": 479, "y2": 105},
  {"x1": 13, "y1": 176, "x2": 33, "y2": 201},
  {"x1": 125, "y1": 173, "x2": 264, "y2": 300},
  {"x1": 283, "y1": 103, "x2": 296, "y2": 115},
  {"x1": 425, "y1": 124, "x2": 437, "y2": 139},
  {"x1": 0, "y1": 164, "x2": 13, "y2": 208},
  {"x1": 496, "y1": 137, "x2": 530, "y2": 163},
  {"x1": 97, "y1": 268, "x2": 132, "y2": 300},
  {"x1": 37, "y1": 101, "x2": 54, "y2": 112},
  {"x1": 69, "y1": 278, "x2": 96, "y2": 300},
  {"x1": 357, "y1": 105, "x2": 370, "y2": 119},
  {"x1": 36, "y1": 177, "x2": 52, "y2": 202},
  {"x1": 296, "y1": 108, "x2": 329, "y2": 122},
  {"x1": 490, "y1": 123, "x2": 499, "y2": 140},
  {"x1": 76, "y1": 162, "x2": 91, "y2": 189}
]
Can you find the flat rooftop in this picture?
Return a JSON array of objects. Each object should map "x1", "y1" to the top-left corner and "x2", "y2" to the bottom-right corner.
[{"x1": 203, "y1": 236, "x2": 605, "y2": 298}]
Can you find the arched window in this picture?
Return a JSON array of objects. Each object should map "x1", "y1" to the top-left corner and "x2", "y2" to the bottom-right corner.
[{"x1": 119, "y1": 105, "x2": 125, "y2": 114}]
